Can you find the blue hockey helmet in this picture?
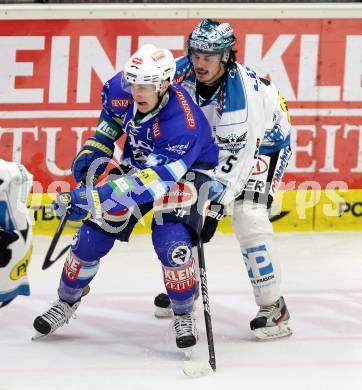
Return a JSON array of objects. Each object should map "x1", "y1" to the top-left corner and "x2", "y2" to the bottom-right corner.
[{"x1": 187, "y1": 19, "x2": 236, "y2": 61}]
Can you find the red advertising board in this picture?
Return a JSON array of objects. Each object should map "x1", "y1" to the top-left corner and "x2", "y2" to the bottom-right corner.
[{"x1": 0, "y1": 19, "x2": 361, "y2": 191}]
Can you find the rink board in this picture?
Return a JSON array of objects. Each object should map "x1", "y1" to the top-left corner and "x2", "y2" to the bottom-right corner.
[{"x1": 27, "y1": 189, "x2": 362, "y2": 235}]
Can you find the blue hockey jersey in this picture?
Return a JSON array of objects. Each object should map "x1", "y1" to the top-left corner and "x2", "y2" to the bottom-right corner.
[{"x1": 94, "y1": 72, "x2": 219, "y2": 210}]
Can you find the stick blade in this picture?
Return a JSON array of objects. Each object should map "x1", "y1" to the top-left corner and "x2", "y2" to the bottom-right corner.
[
  {"x1": 182, "y1": 360, "x2": 214, "y2": 378},
  {"x1": 42, "y1": 244, "x2": 71, "y2": 270}
]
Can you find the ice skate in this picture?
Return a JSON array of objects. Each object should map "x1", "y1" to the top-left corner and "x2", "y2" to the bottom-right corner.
[
  {"x1": 173, "y1": 312, "x2": 198, "y2": 350},
  {"x1": 32, "y1": 299, "x2": 80, "y2": 339},
  {"x1": 250, "y1": 296, "x2": 292, "y2": 341},
  {"x1": 32, "y1": 286, "x2": 89, "y2": 340}
]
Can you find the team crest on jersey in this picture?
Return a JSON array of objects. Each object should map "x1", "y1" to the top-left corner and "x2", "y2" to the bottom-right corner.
[{"x1": 216, "y1": 131, "x2": 247, "y2": 153}]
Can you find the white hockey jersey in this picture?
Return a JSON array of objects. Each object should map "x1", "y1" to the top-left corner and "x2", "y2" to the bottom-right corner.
[
  {"x1": 175, "y1": 57, "x2": 291, "y2": 204},
  {"x1": 0, "y1": 160, "x2": 33, "y2": 306}
]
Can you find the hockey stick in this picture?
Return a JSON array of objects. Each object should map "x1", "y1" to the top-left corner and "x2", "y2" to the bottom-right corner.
[
  {"x1": 197, "y1": 239, "x2": 216, "y2": 371},
  {"x1": 41, "y1": 212, "x2": 70, "y2": 270},
  {"x1": 42, "y1": 178, "x2": 87, "y2": 270},
  {"x1": 182, "y1": 240, "x2": 216, "y2": 377}
]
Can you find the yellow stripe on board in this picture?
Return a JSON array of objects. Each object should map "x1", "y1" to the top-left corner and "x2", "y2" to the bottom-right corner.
[{"x1": 27, "y1": 190, "x2": 362, "y2": 236}]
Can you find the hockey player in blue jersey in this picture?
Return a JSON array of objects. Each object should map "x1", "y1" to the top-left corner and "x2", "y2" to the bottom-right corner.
[
  {"x1": 154, "y1": 19, "x2": 293, "y2": 340},
  {"x1": 33, "y1": 44, "x2": 219, "y2": 350}
]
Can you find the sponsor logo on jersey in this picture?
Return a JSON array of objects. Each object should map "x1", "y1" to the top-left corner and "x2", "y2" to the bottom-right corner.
[
  {"x1": 109, "y1": 177, "x2": 135, "y2": 198},
  {"x1": 134, "y1": 168, "x2": 160, "y2": 185},
  {"x1": 63, "y1": 251, "x2": 83, "y2": 281},
  {"x1": 174, "y1": 89, "x2": 196, "y2": 129},
  {"x1": 111, "y1": 98, "x2": 132, "y2": 108},
  {"x1": 244, "y1": 179, "x2": 266, "y2": 193},
  {"x1": 163, "y1": 257, "x2": 196, "y2": 292},
  {"x1": 152, "y1": 117, "x2": 162, "y2": 139},
  {"x1": 154, "y1": 181, "x2": 197, "y2": 210},
  {"x1": 165, "y1": 142, "x2": 189, "y2": 155},
  {"x1": 151, "y1": 50, "x2": 166, "y2": 62},
  {"x1": 10, "y1": 244, "x2": 32, "y2": 280},
  {"x1": 252, "y1": 156, "x2": 269, "y2": 175},
  {"x1": 97, "y1": 120, "x2": 118, "y2": 142},
  {"x1": 271, "y1": 147, "x2": 291, "y2": 194}
]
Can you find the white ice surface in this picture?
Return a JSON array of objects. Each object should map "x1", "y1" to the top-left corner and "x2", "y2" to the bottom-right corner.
[{"x1": 1, "y1": 232, "x2": 362, "y2": 390}]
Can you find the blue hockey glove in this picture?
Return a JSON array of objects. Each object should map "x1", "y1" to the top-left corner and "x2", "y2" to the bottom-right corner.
[
  {"x1": 53, "y1": 184, "x2": 134, "y2": 222},
  {"x1": 53, "y1": 188, "x2": 108, "y2": 222},
  {"x1": 71, "y1": 135, "x2": 115, "y2": 183},
  {"x1": 53, "y1": 191, "x2": 89, "y2": 221}
]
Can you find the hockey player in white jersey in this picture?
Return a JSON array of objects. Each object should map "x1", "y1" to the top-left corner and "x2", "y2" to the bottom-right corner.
[
  {"x1": 0, "y1": 160, "x2": 33, "y2": 308},
  {"x1": 154, "y1": 19, "x2": 292, "y2": 340}
]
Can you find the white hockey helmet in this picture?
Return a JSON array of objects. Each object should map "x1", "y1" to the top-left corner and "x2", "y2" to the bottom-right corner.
[{"x1": 124, "y1": 44, "x2": 176, "y2": 92}]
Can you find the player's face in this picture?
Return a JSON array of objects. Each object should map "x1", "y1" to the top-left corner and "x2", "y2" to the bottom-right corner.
[
  {"x1": 130, "y1": 84, "x2": 159, "y2": 113},
  {"x1": 191, "y1": 51, "x2": 226, "y2": 86}
]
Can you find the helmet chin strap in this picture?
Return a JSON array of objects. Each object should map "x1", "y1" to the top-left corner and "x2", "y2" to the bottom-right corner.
[{"x1": 221, "y1": 49, "x2": 230, "y2": 64}]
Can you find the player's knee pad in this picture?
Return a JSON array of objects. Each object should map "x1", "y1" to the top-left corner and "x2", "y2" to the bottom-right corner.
[
  {"x1": 152, "y1": 222, "x2": 196, "y2": 312},
  {"x1": 71, "y1": 224, "x2": 115, "y2": 261},
  {"x1": 152, "y1": 222, "x2": 193, "y2": 268}
]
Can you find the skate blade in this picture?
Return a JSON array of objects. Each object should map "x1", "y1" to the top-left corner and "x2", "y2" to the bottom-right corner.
[
  {"x1": 182, "y1": 360, "x2": 214, "y2": 377},
  {"x1": 181, "y1": 345, "x2": 214, "y2": 377},
  {"x1": 154, "y1": 307, "x2": 173, "y2": 319},
  {"x1": 254, "y1": 322, "x2": 292, "y2": 341},
  {"x1": 182, "y1": 346, "x2": 194, "y2": 360},
  {"x1": 32, "y1": 331, "x2": 49, "y2": 341}
]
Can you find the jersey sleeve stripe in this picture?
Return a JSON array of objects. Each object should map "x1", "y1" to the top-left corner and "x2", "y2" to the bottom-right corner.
[{"x1": 164, "y1": 160, "x2": 188, "y2": 181}]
